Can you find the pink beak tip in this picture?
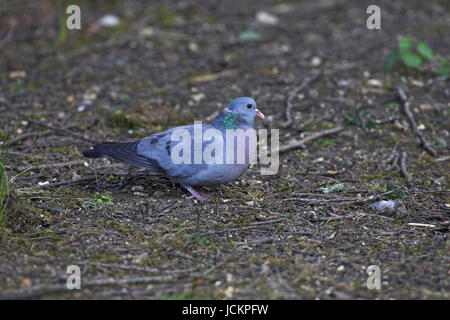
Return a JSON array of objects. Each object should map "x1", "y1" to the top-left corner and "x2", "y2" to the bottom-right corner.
[{"x1": 256, "y1": 109, "x2": 265, "y2": 119}]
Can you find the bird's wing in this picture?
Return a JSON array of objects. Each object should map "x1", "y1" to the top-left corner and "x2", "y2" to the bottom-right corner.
[{"x1": 137, "y1": 125, "x2": 211, "y2": 182}]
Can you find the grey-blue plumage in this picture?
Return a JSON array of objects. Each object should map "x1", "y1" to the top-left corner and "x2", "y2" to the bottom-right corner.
[{"x1": 83, "y1": 97, "x2": 265, "y2": 200}]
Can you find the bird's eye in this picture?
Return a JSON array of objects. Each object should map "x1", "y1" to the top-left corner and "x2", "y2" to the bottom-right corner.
[{"x1": 247, "y1": 103, "x2": 252, "y2": 109}]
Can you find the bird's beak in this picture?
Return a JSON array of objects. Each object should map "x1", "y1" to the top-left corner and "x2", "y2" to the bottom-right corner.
[{"x1": 255, "y1": 108, "x2": 265, "y2": 119}]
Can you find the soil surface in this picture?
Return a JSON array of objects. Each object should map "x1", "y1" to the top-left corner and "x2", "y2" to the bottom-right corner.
[{"x1": 0, "y1": 0, "x2": 449, "y2": 299}]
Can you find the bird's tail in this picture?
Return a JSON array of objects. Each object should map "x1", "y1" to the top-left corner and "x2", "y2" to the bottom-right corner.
[{"x1": 83, "y1": 140, "x2": 159, "y2": 169}]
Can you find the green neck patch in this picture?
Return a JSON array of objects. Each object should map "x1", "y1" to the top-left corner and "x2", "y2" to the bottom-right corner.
[{"x1": 222, "y1": 113, "x2": 239, "y2": 129}]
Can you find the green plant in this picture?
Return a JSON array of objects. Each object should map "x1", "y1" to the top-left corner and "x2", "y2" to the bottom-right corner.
[
  {"x1": 345, "y1": 110, "x2": 375, "y2": 129},
  {"x1": 0, "y1": 154, "x2": 10, "y2": 239},
  {"x1": 82, "y1": 192, "x2": 114, "y2": 209},
  {"x1": 317, "y1": 138, "x2": 334, "y2": 147},
  {"x1": 95, "y1": 192, "x2": 114, "y2": 205},
  {"x1": 386, "y1": 37, "x2": 449, "y2": 76},
  {"x1": 438, "y1": 58, "x2": 449, "y2": 77},
  {"x1": 55, "y1": 0, "x2": 68, "y2": 44}
]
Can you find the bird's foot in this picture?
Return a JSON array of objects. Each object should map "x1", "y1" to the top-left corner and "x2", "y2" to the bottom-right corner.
[{"x1": 184, "y1": 186, "x2": 209, "y2": 201}]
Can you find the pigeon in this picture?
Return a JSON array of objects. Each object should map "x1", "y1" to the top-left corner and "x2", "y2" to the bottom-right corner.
[{"x1": 83, "y1": 97, "x2": 265, "y2": 201}]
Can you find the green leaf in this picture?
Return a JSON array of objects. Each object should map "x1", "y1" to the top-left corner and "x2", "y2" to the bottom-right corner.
[
  {"x1": 386, "y1": 102, "x2": 399, "y2": 110},
  {"x1": 417, "y1": 43, "x2": 434, "y2": 61},
  {"x1": 238, "y1": 30, "x2": 262, "y2": 42},
  {"x1": 401, "y1": 51, "x2": 422, "y2": 68},
  {"x1": 386, "y1": 50, "x2": 398, "y2": 70},
  {"x1": 398, "y1": 37, "x2": 413, "y2": 52},
  {"x1": 438, "y1": 58, "x2": 449, "y2": 77}
]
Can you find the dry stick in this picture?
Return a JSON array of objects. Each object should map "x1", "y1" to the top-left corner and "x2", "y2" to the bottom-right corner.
[
  {"x1": 280, "y1": 72, "x2": 321, "y2": 128},
  {"x1": 396, "y1": 87, "x2": 436, "y2": 156},
  {"x1": 28, "y1": 119, "x2": 97, "y2": 144},
  {"x1": 34, "y1": 204, "x2": 65, "y2": 213},
  {"x1": 0, "y1": 274, "x2": 181, "y2": 300},
  {"x1": 276, "y1": 126, "x2": 344, "y2": 153},
  {"x1": 385, "y1": 155, "x2": 399, "y2": 171},
  {"x1": 203, "y1": 218, "x2": 284, "y2": 236},
  {"x1": 16, "y1": 159, "x2": 86, "y2": 172},
  {"x1": 400, "y1": 151, "x2": 412, "y2": 183},
  {"x1": 10, "y1": 130, "x2": 51, "y2": 145},
  {"x1": 33, "y1": 176, "x2": 97, "y2": 189}
]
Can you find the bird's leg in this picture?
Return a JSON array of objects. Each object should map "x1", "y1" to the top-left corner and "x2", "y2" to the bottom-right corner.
[{"x1": 184, "y1": 185, "x2": 209, "y2": 201}]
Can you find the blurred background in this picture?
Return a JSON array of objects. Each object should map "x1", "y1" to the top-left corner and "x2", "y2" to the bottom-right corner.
[{"x1": 0, "y1": 0, "x2": 449, "y2": 299}]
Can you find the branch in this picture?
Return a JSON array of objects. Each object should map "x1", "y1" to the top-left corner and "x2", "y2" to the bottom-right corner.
[
  {"x1": 396, "y1": 87, "x2": 436, "y2": 156},
  {"x1": 28, "y1": 120, "x2": 97, "y2": 144},
  {"x1": 276, "y1": 126, "x2": 344, "y2": 153},
  {"x1": 16, "y1": 159, "x2": 86, "y2": 172},
  {"x1": 400, "y1": 151, "x2": 412, "y2": 183},
  {"x1": 0, "y1": 274, "x2": 181, "y2": 300},
  {"x1": 280, "y1": 72, "x2": 321, "y2": 128}
]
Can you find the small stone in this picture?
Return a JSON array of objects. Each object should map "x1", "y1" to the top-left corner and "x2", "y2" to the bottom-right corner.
[
  {"x1": 367, "y1": 79, "x2": 383, "y2": 87},
  {"x1": 224, "y1": 286, "x2": 234, "y2": 298},
  {"x1": 139, "y1": 27, "x2": 154, "y2": 37},
  {"x1": 337, "y1": 265, "x2": 345, "y2": 272},
  {"x1": 191, "y1": 93, "x2": 205, "y2": 103},
  {"x1": 20, "y1": 278, "x2": 32, "y2": 288},
  {"x1": 131, "y1": 186, "x2": 144, "y2": 192},
  {"x1": 9, "y1": 70, "x2": 26, "y2": 79},
  {"x1": 188, "y1": 42, "x2": 198, "y2": 52},
  {"x1": 98, "y1": 14, "x2": 120, "y2": 27},
  {"x1": 308, "y1": 89, "x2": 319, "y2": 99},
  {"x1": 311, "y1": 56, "x2": 322, "y2": 67},
  {"x1": 132, "y1": 253, "x2": 148, "y2": 264},
  {"x1": 153, "y1": 191, "x2": 165, "y2": 197},
  {"x1": 419, "y1": 103, "x2": 432, "y2": 111},
  {"x1": 370, "y1": 200, "x2": 399, "y2": 211},
  {"x1": 411, "y1": 79, "x2": 424, "y2": 87},
  {"x1": 256, "y1": 11, "x2": 279, "y2": 25}
]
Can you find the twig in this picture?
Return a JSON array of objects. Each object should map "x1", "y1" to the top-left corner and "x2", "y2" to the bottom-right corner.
[
  {"x1": 16, "y1": 159, "x2": 86, "y2": 172},
  {"x1": 400, "y1": 151, "x2": 412, "y2": 183},
  {"x1": 396, "y1": 87, "x2": 436, "y2": 156},
  {"x1": 34, "y1": 176, "x2": 96, "y2": 189},
  {"x1": 408, "y1": 223, "x2": 436, "y2": 228},
  {"x1": 313, "y1": 214, "x2": 358, "y2": 221},
  {"x1": 282, "y1": 191, "x2": 393, "y2": 204},
  {"x1": 280, "y1": 72, "x2": 321, "y2": 128},
  {"x1": 385, "y1": 155, "x2": 399, "y2": 171},
  {"x1": 28, "y1": 120, "x2": 96, "y2": 144},
  {"x1": 10, "y1": 130, "x2": 52, "y2": 145},
  {"x1": 0, "y1": 27, "x2": 14, "y2": 48},
  {"x1": 203, "y1": 218, "x2": 284, "y2": 235},
  {"x1": 34, "y1": 204, "x2": 65, "y2": 213},
  {"x1": 0, "y1": 274, "x2": 180, "y2": 300},
  {"x1": 276, "y1": 126, "x2": 344, "y2": 153},
  {"x1": 78, "y1": 262, "x2": 197, "y2": 275},
  {"x1": 236, "y1": 237, "x2": 276, "y2": 246}
]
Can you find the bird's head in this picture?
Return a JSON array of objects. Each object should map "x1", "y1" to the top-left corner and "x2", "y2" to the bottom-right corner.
[{"x1": 213, "y1": 97, "x2": 264, "y2": 129}]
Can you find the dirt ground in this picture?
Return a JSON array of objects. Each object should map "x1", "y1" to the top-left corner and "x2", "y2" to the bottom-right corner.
[{"x1": 0, "y1": 0, "x2": 449, "y2": 299}]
